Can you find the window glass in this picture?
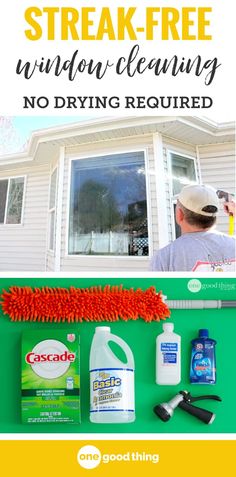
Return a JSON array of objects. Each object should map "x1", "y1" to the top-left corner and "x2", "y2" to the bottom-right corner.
[
  {"x1": 171, "y1": 153, "x2": 197, "y2": 196},
  {"x1": 0, "y1": 180, "x2": 8, "y2": 223},
  {"x1": 170, "y1": 153, "x2": 197, "y2": 239},
  {"x1": 6, "y1": 177, "x2": 24, "y2": 224},
  {"x1": 69, "y1": 152, "x2": 149, "y2": 256}
]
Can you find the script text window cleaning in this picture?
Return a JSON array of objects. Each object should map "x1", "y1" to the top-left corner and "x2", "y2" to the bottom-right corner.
[
  {"x1": 0, "y1": 177, "x2": 25, "y2": 224},
  {"x1": 69, "y1": 152, "x2": 149, "y2": 256}
]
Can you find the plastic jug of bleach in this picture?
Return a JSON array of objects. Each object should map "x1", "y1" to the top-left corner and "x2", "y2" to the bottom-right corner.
[{"x1": 90, "y1": 326, "x2": 135, "y2": 423}]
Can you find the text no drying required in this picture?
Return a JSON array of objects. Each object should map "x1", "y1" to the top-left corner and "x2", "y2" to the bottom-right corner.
[{"x1": 23, "y1": 95, "x2": 213, "y2": 110}]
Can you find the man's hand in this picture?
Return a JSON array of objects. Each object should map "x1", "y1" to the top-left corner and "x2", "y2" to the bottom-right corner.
[{"x1": 224, "y1": 200, "x2": 235, "y2": 217}]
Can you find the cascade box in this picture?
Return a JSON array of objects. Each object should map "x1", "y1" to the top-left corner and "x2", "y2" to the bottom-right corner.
[{"x1": 21, "y1": 330, "x2": 80, "y2": 424}]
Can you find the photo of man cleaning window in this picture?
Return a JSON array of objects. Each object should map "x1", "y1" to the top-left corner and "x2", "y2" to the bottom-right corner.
[{"x1": 150, "y1": 184, "x2": 236, "y2": 272}]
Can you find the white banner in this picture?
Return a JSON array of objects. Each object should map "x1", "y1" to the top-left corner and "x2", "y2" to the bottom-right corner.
[{"x1": 0, "y1": 0, "x2": 235, "y2": 116}]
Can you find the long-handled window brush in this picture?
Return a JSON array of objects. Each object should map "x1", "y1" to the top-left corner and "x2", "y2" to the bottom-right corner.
[
  {"x1": 1, "y1": 286, "x2": 235, "y2": 324},
  {"x1": 0, "y1": 285, "x2": 170, "y2": 323}
]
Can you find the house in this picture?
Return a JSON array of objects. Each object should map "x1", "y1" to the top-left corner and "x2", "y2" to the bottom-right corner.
[{"x1": 0, "y1": 116, "x2": 235, "y2": 271}]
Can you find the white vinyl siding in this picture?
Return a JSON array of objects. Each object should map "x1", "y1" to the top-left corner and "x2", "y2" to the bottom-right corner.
[
  {"x1": 0, "y1": 165, "x2": 50, "y2": 271},
  {"x1": 198, "y1": 143, "x2": 235, "y2": 235}
]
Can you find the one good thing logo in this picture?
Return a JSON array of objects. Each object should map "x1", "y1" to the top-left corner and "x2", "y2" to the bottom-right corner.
[
  {"x1": 77, "y1": 445, "x2": 159, "y2": 469},
  {"x1": 77, "y1": 446, "x2": 102, "y2": 469},
  {"x1": 187, "y1": 279, "x2": 202, "y2": 293}
]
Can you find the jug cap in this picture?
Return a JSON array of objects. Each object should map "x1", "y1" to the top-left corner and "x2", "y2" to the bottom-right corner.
[{"x1": 95, "y1": 326, "x2": 111, "y2": 333}]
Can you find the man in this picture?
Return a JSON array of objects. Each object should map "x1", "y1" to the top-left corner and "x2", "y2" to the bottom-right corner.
[{"x1": 151, "y1": 184, "x2": 236, "y2": 272}]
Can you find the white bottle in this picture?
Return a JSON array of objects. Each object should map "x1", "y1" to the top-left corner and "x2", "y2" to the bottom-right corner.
[
  {"x1": 90, "y1": 326, "x2": 135, "y2": 423},
  {"x1": 156, "y1": 322, "x2": 181, "y2": 385}
]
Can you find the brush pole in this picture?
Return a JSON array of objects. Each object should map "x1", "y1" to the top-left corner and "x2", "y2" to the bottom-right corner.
[
  {"x1": 166, "y1": 300, "x2": 236, "y2": 309},
  {"x1": 229, "y1": 214, "x2": 234, "y2": 236}
]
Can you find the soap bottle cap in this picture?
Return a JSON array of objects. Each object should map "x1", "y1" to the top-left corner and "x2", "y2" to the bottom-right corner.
[
  {"x1": 199, "y1": 329, "x2": 209, "y2": 338},
  {"x1": 163, "y1": 322, "x2": 174, "y2": 332}
]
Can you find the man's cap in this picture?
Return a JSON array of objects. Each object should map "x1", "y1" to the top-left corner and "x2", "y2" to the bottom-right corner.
[{"x1": 178, "y1": 184, "x2": 219, "y2": 217}]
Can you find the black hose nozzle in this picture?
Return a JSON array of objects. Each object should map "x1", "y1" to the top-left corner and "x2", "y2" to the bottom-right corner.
[
  {"x1": 178, "y1": 400, "x2": 215, "y2": 424},
  {"x1": 153, "y1": 391, "x2": 222, "y2": 425}
]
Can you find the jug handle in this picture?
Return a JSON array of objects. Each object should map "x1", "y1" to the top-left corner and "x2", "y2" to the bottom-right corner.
[{"x1": 108, "y1": 334, "x2": 134, "y2": 368}]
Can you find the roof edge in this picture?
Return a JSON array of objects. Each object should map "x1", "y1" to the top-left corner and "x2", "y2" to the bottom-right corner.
[{"x1": 0, "y1": 116, "x2": 234, "y2": 164}]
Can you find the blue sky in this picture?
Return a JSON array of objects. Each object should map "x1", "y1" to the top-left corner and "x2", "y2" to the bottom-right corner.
[
  {"x1": 0, "y1": 117, "x2": 91, "y2": 155},
  {"x1": 13, "y1": 116, "x2": 90, "y2": 146}
]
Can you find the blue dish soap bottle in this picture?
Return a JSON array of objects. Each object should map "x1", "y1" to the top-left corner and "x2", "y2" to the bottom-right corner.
[{"x1": 190, "y1": 329, "x2": 216, "y2": 384}]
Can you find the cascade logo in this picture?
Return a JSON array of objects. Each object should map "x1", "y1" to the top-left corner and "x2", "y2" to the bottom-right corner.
[
  {"x1": 26, "y1": 350, "x2": 75, "y2": 364},
  {"x1": 26, "y1": 339, "x2": 75, "y2": 379},
  {"x1": 77, "y1": 445, "x2": 159, "y2": 469}
]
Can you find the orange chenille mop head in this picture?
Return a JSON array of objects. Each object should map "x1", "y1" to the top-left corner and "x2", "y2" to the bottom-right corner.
[{"x1": 1, "y1": 285, "x2": 170, "y2": 323}]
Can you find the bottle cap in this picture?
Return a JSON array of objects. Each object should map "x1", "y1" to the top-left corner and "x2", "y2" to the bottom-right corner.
[
  {"x1": 199, "y1": 329, "x2": 209, "y2": 338},
  {"x1": 163, "y1": 322, "x2": 174, "y2": 332},
  {"x1": 95, "y1": 326, "x2": 111, "y2": 333}
]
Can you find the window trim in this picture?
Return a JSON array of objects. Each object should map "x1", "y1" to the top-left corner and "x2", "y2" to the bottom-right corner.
[
  {"x1": 167, "y1": 149, "x2": 198, "y2": 240},
  {"x1": 66, "y1": 148, "x2": 151, "y2": 259},
  {"x1": 47, "y1": 167, "x2": 58, "y2": 253},
  {"x1": 0, "y1": 174, "x2": 26, "y2": 226}
]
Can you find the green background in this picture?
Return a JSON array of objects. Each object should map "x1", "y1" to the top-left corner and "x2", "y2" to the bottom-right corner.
[{"x1": 0, "y1": 276, "x2": 235, "y2": 434}]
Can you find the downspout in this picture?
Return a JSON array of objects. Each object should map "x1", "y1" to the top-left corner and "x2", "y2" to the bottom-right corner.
[
  {"x1": 153, "y1": 133, "x2": 169, "y2": 250},
  {"x1": 54, "y1": 146, "x2": 65, "y2": 272}
]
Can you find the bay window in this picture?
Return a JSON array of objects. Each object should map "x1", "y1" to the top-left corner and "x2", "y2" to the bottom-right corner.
[{"x1": 68, "y1": 151, "x2": 149, "y2": 256}]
